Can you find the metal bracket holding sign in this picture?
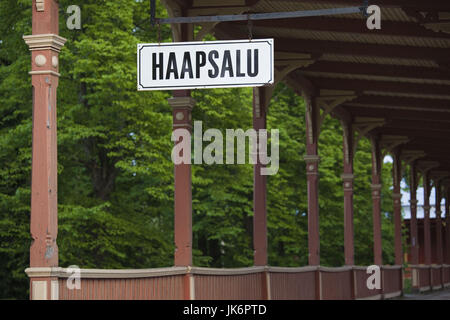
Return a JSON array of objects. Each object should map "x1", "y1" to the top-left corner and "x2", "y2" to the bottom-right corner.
[{"x1": 137, "y1": 39, "x2": 274, "y2": 91}]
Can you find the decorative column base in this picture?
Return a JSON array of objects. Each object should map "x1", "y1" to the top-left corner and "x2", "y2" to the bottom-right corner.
[{"x1": 25, "y1": 268, "x2": 60, "y2": 300}]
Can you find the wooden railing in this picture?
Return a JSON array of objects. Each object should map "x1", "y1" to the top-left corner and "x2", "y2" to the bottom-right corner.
[
  {"x1": 26, "y1": 265, "x2": 417, "y2": 300},
  {"x1": 353, "y1": 266, "x2": 382, "y2": 299},
  {"x1": 269, "y1": 266, "x2": 317, "y2": 300},
  {"x1": 409, "y1": 264, "x2": 450, "y2": 292},
  {"x1": 382, "y1": 265, "x2": 403, "y2": 299},
  {"x1": 443, "y1": 265, "x2": 450, "y2": 288}
]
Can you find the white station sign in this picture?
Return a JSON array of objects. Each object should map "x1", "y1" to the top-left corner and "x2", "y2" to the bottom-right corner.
[{"x1": 137, "y1": 39, "x2": 274, "y2": 91}]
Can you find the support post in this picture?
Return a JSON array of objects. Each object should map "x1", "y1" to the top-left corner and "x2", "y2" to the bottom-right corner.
[
  {"x1": 169, "y1": 91, "x2": 195, "y2": 268},
  {"x1": 23, "y1": 0, "x2": 66, "y2": 300},
  {"x1": 392, "y1": 149, "x2": 403, "y2": 266},
  {"x1": 423, "y1": 171, "x2": 432, "y2": 265},
  {"x1": 410, "y1": 162, "x2": 419, "y2": 265},
  {"x1": 253, "y1": 87, "x2": 268, "y2": 266},
  {"x1": 341, "y1": 119, "x2": 354, "y2": 266},
  {"x1": 303, "y1": 94, "x2": 320, "y2": 266},
  {"x1": 370, "y1": 135, "x2": 383, "y2": 266},
  {"x1": 435, "y1": 181, "x2": 443, "y2": 265}
]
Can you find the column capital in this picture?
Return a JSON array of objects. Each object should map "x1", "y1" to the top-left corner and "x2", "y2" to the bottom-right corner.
[
  {"x1": 409, "y1": 199, "x2": 418, "y2": 204},
  {"x1": 168, "y1": 96, "x2": 196, "y2": 110},
  {"x1": 371, "y1": 183, "x2": 382, "y2": 191},
  {"x1": 341, "y1": 173, "x2": 354, "y2": 181},
  {"x1": 423, "y1": 205, "x2": 431, "y2": 211},
  {"x1": 23, "y1": 34, "x2": 67, "y2": 52},
  {"x1": 304, "y1": 155, "x2": 319, "y2": 175},
  {"x1": 303, "y1": 155, "x2": 320, "y2": 163},
  {"x1": 392, "y1": 193, "x2": 402, "y2": 199}
]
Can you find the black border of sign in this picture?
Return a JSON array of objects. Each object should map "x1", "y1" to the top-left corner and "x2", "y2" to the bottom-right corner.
[{"x1": 137, "y1": 39, "x2": 273, "y2": 90}]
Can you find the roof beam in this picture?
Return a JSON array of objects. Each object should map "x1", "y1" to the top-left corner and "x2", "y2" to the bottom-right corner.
[
  {"x1": 373, "y1": 128, "x2": 450, "y2": 140},
  {"x1": 231, "y1": 17, "x2": 450, "y2": 39},
  {"x1": 277, "y1": 0, "x2": 450, "y2": 10},
  {"x1": 304, "y1": 76, "x2": 450, "y2": 97},
  {"x1": 303, "y1": 61, "x2": 450, "y2": 82},
  {"x1": 384, "y1": 120, "x2": 450, "y2": 132},
  {"x1": 215, "y1": 27, "x2": 448, "y2": 63},
  {"x1": 343, "y1": 105, "x2": 450, "y2": 124},
  {"x1": 273, "y1": 37, "x2": 450, "y2": 62}
]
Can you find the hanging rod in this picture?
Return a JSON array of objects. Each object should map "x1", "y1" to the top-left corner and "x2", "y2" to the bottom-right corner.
[{"x1": 154, "y1": 6, "x2": 368, "y2": 25}]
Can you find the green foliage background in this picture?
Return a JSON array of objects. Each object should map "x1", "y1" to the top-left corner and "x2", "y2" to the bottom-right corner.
[{"x1": 0, "y1": 0, "x2": 396, "y2": 299}]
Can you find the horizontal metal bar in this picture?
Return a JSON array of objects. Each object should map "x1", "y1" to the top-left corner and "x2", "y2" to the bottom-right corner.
[{"x1": 158, "y1": 6, "x2": 365, "y2": 24}]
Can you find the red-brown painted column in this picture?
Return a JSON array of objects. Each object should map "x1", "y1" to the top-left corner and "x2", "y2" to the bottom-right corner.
[
  {"x1": 304, "y1": 94, "x2": 320, "y2": 266},
  {"x1": 23, "y1": 0, "x2": 66, "y2": 300},
  {"x1": 392, "y1": 149, "x2": 403, "y2": 266},
  {"x1": 253, "y1": 87, "x2": 268, "y2": 266},
  {"x1": 169, "y1": 91, "x2": 195, "y2": 268},
  {"x1": 409, "y1": 162, "x2": 419, "y2": 265},
  {"x1": 370, "y1": 135, "x2": 383, "y2": 266},
  {"x1": 435, "y1": 181, "x2": 443, "y2": 265},
  {"x1": 423, "y1": 172, "x2": 432, "y2": 265},
  {"x1": 341, "y1": 120, "x2": 354, "y2": 265}
]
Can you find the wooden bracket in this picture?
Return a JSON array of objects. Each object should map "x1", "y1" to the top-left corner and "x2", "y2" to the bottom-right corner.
[
  {"x1": 193, "y1": 4, "x2": 251, "y2": 40},
  {"x1": 430, "y1": 171, "x2": 450, "y2": 184},
  {"x1": 417, "y1": 161, "x2": 440, "y2": 178},
  {"x1": 274, "y1": 52, "x2": 315, "y2": 83},
  {"x1": 352, "y1": 117, "x2": 385, "y2": 155},
  {"x1": 316, "y1": 89, "x2": 357, "y2": 131},
  {"x1": 161, "y1": 0, "x2": 184, "y2": 41},
  {"x1": 381, "y1": 135, "x2": 409, "y2": 153},
  {"x1": 401, "y1": 150, "x2": 426, "y2": 164}
]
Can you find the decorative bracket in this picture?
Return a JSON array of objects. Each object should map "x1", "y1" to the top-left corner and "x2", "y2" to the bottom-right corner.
[
  {"x1": 316, "y1": 89, "x2": 357, "y2": 131},
  {"x1": 417, "y1": 160, "x2": 440, "y2": 175},
  {"x1": 352, "y1": 116, "x2": 385, "y2": 154},
  {"x1": 381, "y1": 135, "x2": 409, "y2": 153},
  {"x1": 430, "y1": 171, "x2": 450, "y2": 184},
  {"x1": 259, "y1": 52, "x2": 316, "y2": 110},
  {"x1": 401, "y1": 150, "x2": 426, "y2": 164}
]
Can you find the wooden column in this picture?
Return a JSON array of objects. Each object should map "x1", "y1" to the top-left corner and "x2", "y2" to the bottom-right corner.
[
  {"x1": 446, "y1": 189, "x2": 450, "y2": 264},
  {"x1": 169, "y1": 91, "x2": 195, "y2": 267},
  {"x1": 392, "y1": 149, "x2": 403, "y2": 266},
  {"x1": 304, "y1": 94, "x2": 320, "y2": 266},
  {"x1": 370, "y1": 134, "x2": 383, "y2": 266},
  {"x1": 435, "y1": 181, "x2": 443, "y2": 265},
  {"x1": 423, "y1": 171, "x2": 432, "y2": 265},
  {"x1": 23, "y1": 0, "x2": 66, "y2": 300},
  {"x1": 341, "y1": 120, "x2": 354, "y2": 266},
  {"x1": 253, "y1": 87, "x2": 268, "y2": 266},
  {"x1": 409, "y1": 162, "x2": 419, "y2": 265}
]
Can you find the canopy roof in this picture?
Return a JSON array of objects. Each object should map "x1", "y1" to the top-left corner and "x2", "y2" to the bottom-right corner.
[{"x1": 163, "y1": 0, "x2": 450, "y2": 179}]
